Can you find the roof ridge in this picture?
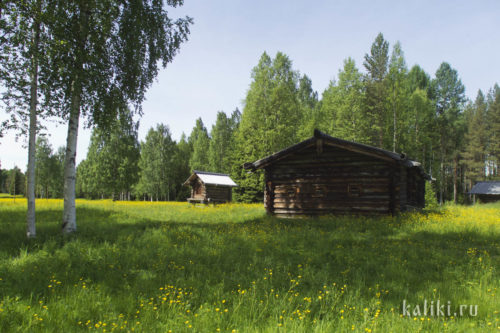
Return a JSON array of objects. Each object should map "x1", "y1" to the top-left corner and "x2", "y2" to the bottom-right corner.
[
  {"x1": 244, "y1": 129, "x2": 431, "y2": 180},
  {"x1": 475, "y1": 181, "x2": 500, "y2": 183},
  {"x1": 193, "y1": 170, "x2": 230, "y2": 176},
  {"x1": 314, "y1": 129, "x2": 407, "y2": 160}
]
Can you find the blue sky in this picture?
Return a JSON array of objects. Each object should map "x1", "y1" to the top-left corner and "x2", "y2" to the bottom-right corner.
[{"x1": 1, "y1": 0, "x2": 500, "y2": 170}]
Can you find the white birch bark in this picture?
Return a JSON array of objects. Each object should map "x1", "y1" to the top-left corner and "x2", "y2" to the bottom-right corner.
[
  {"x1": 62, "y1": 1, "x2": 88, "y2": 234},
  {"x1": 62, "y1": 82, "x2": 80, "y2": 234},
  {"x1": 27, "y1": 9, "x2": 41, "y2": 239}
]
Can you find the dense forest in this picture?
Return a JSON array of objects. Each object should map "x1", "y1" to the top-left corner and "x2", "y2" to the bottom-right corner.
[{"x1": 1, "y1": 33, "x2": 499, "y2": 204}]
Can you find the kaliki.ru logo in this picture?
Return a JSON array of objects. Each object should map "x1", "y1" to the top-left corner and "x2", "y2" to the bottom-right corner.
[{"x1": 402, "y1": 300, "x2": 478, "y2": 317}]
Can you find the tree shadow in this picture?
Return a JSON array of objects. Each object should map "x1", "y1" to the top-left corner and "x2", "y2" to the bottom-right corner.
[{"x1": 0, "y1": 207, "x2": 497, "y2": 321}]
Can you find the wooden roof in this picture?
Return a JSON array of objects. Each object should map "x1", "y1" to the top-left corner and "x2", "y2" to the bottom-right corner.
[
  {"x1": 243, "y1": 129, "x2": 431, "y2": 179},
  {"x1": 469, "y1": 181, "x2": 500, "y2": 195},
  {"x1": 183, "y1": 171, "x2": 238, "y2": 187}
]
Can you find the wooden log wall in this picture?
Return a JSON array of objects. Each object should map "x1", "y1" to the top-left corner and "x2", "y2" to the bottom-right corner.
[
  {"x1": 399, "y1": 166, "x2": 407, "y2": 211},
  {"x1": 477, "y1": 194, "x2": 500, "y2": 203},
  {"x1": 192, "y1": 180, "x2": 206, "y2": 199},
  {"x1": 205, "y1": 185, "x2": 232, "y2": 202},
  {"x1": 265, "y1": 143, "x2": 403, "y2": 217}
]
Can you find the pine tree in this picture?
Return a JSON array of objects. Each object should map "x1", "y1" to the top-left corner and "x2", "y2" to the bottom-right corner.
[
  {"x1": 486, "y1": 84, "x2": 500, "y2": 177},
  {"x1": 463, "y1": 91, "x2": 488, "y2": 188},
  {"x1": 432, "y1": 62, "x2": 466, "y2": 203},
  {"x1": 363, "y1": 33, "x2": 389, "y2": 147}
]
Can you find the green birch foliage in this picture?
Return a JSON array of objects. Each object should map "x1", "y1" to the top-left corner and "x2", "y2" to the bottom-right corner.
[
  {"x1": 79, "y1": 110, "x2": 140, "y2": 199},
  {"x1": 386, "y1": 42, "x2": 409, "y2": 152},
  {"x1": 34, "y1": 136, "x2": 62, "y2": 198},
  {"x1": 172, "y1": 133, "x2": 191, "y2": 200},
  {"x1": 406, "y1": 88, "x2": 436, "y2": 170},
  {"x1": 318, "y1": 79, "x2": 338, "y2": 134},
  {"x1": 43, "y1": 0, "x2": 193, "y2": 128},
  {"x1": 208, "y1": 111, "x2": 236, "y2": 174},
  {"x1": 137, "y1": 124, "x2": 176, "y2": 201},
  {"x1": 6, "y1": 166, "x2": 25, "y2": 196},
  {"x1": 0, "y1": 0, "x2": 61, "y2": 137},
  {"x1": 406, "y1": 65, "x2": 436, "y2": 173},
  {"x1": 324, "y1": 58, "x2": 368, "y2": 143},
  {"x1": 408, "y1": 65, "x2": 432, "y2": 96},
  {"x1": 232, "y1": 51, "x2": 302, "y2": 202},
  {"x1": 297, "y1": 74, "x2": 319, "y2": 140},
  {"x1": 189, "y1": 118, "x2": 210, "y2": 172}
]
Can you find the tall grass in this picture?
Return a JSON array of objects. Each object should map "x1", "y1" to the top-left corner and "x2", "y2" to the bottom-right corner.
[{"x1": 0, "y1": 198, "x2": 498, "y2": 332}]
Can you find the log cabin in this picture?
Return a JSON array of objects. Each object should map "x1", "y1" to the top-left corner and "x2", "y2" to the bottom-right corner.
[
  {"x1": 469, "y1": 181, "x2": 500, "y2": 203},
  {"x1": 183, "y1": 171, "x2": 238, "y2": 204},
  {"x1": 243, "y1": 129, "x2": 431, "y2": 217}
]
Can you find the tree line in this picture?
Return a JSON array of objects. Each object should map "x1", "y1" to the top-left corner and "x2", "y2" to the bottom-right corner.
[
  {"x1": 1, "y1": 26, "x2": 499, "y2": 238},
  {"x1": 30, "y1": 33, "x2": 500, "y2": 204},
  {"x1": 75, "y1": 108, "x2": 241, "y2": 201},
  {"x1": 231, "y1": 34, "x2": 499, "y2": 203}
]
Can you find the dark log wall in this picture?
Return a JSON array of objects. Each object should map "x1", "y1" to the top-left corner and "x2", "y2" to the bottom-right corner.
[
  {"x1": 399, "y1": 166, "x2": 407, "y2": 211},
  {"x1": 406, "y1": 168, "x2": 425, "y2": 208},
  {"x1": 192, "y1": 180, "x2": 205, "y2": 199},
  {"x1": 477, "y1": 194, "x2": 499, "y2": 203},
  {"x1": 265, "y1": 143, "x2": 403, "y2": 217},
  {"x1": 205, "y1": 185, "x2": 232, "y2": 202}
]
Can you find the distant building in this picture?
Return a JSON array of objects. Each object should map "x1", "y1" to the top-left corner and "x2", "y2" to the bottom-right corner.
[
  {"x1": 469, "y1": 181, "x2": 500, "y2": 203},
  {"x1": 243, "y1": 129, "x2": 431, "y2": 217},
  {"x1": 183, "y1": 171, "x2": 238, "y2": 204}
]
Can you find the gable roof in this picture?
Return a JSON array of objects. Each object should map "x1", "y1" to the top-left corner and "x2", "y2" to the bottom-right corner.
[
  {"x1": 469, "y1": 181, "x2": 500, "y2": 195},
  {"x1": 243, "y1": 129, "x2": 431, "y2": 180},
  {"x1": 183, "y1": 171, "x2": 238, "y2": 187}
]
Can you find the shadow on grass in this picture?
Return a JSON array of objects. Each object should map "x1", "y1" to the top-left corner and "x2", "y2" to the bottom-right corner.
[{"x1": 0, "y1": 206, "x2": 498, "y2": 320}]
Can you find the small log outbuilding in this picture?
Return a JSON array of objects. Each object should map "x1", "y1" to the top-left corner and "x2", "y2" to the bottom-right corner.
[
  {"x1": 469, "y1": 181, "x2": 500, "y2": 203},
  {"x1": 183, "y1": 171, "x2": 238, "y2": 204},
  {"x1": 243, "y1": 130, "x2": 431, "y2": 217}
]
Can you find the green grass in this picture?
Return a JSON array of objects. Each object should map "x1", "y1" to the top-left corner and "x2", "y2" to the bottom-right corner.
[
  {"x1": 0, "y1": 193, "x2": 23, "y2": 198},
  {"x1": 0, "y1": 199, "x2": 499, "y2": 332}
]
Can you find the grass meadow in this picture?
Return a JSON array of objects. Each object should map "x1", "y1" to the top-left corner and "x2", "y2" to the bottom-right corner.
[{"x1": 0, "y1": 198, "x2": 498, "y2": 332}]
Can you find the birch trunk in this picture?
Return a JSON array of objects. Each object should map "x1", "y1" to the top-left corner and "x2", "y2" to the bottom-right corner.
[
  {"x1": 62, "y1": 81, "x2": 80, "y2": 234},
  {"x1": 393, "y1": 89, "x2": 396, "y2": 152},
  {"x1": 439, "y1": 154, "x2": 444, "y2": 205},
  {"x1": 26, "y1": 8, "x2": 41, "y2": 239},
  {"x1": 453, "y1": 156, "x2": 458, "y2": 204},
  {"x1": 62, "y1": 1, "x2": 88, "y2": 234}
]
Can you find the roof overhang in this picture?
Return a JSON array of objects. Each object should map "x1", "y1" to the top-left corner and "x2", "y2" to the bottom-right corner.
[
  {"x1": 243, "y1": 129, "x2": 432, "y2": 180},
  {"x1": 469, "y1": 181, "x2": 500, "y2": 195},
  {"x1": 183, "y1": 171, "x2": 238, "y2": 187}
]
